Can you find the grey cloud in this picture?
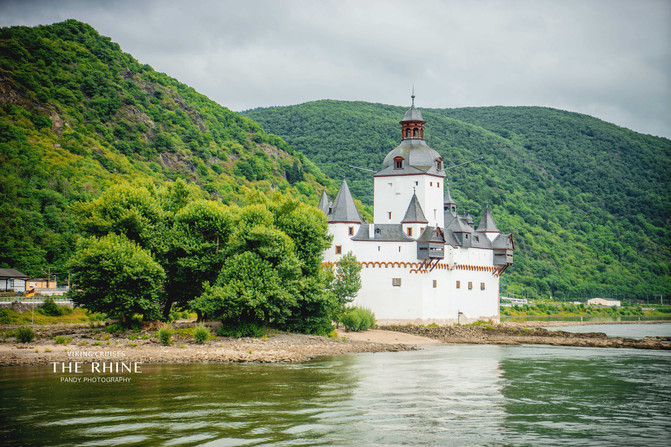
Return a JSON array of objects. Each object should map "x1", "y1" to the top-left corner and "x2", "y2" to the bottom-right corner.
[{"x1": 0, "y1": 0, "x2": 669, "y2": 138}]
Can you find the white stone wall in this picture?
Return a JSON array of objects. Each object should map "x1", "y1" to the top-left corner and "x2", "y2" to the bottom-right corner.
[{"x1": 373, "y1": 174, "x2": 444, "y2": 228}]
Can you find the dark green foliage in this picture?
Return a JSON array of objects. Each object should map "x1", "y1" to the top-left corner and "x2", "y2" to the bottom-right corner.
[
  {"x1": 39, "y1": 298, "x2": 62, "y2": 316},
  {"x1": 0, "y1": 308, "x2": 11, "y2": 324},
  {"x1": 15, "y1": 326, "x2": 35, "y2": 343},
  {"x1": 246, "y1": 100, "x2": 671, "y2": 300},
  {"x1": 66, "y1": 233, "x2": 166, "y2": 323},
  {"x1": 157, "y1": 325, "x2": 173, "y2": 345},
  {"x1": 340, "y1": 306, "x2": 376, "y2": 332},
  {"x1": 0, "y1": 20, "x2": 330, "y2": 278},
  {"x1": 216, "y1": 322, "x2": 266, "y2": 338},
  {"x1": 193, "y1": 325, "x2": 211, "y2": 343}
]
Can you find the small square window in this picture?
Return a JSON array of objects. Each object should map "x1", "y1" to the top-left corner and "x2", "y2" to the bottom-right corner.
[
  {"x1": 456, "y1": 280, "x2": 461, "y2": 289},
  {"x1": 388, "y1": 212, "x2": 392, "y2": 219},
  {"x1": 348, "y1": 226, "x2": 354, "y2": 236},
  {"x1": 481, "y1": 282, "x2": 486, "y2": 290},
  {"x1": 437, "y1": 182, "x2": 440, "y2": 188},
  {"x1": 468, "y1": 281, "x2": 473, "y2": 290},
  {"x1": 420, "y1": 227, "x2": 424, "y2": 233},
  {"x1": 335, "y1": 245, "x2": 342, "y2": 255},
  {"x1": 430, "y1": 182, "x2": 433, "y2": 186},
  {"x1": 433, "y1": 280, "x2": 437, "y2": 288},
  {"x1": 392, "y1": 278, "x2": 401, "y2": 287}
]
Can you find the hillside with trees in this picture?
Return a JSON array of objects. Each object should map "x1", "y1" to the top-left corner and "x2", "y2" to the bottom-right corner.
[
  {"x1": 0, "y1": 20, "x2": 332, "y2": 278},
  {"x1": 246, "y1": 100, "x2": 671, "y2": 301}
]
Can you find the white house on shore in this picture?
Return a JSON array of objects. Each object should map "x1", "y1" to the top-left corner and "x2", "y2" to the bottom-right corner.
[{"x1": 321, "y1": 95, "x2": 514, "y2": 324}]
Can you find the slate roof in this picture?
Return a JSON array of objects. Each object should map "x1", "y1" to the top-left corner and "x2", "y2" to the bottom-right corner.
[
  {"x1": 444, "y1": 183, "x2": 456, "y2": 204},
  {"x1": 402, "y1": 103, "x2": 424, "y2": 122},
  {"x1": 375, "y1": 139, "x2": 445, "y2": 177},
  {"x1": 328, "y1": 179, "x2": 362, "y2": 223},
  {"x1": 352, "y1": 224, "x2": 414, "y2": 242},
  {"x1": 475, "y1": 203, "x2": 500, "y2": 233},
  {"x1": 446, "y1": 215, "x2": 473, "y2": 233},
  {"x1": 493, "y1": 233, "x2": 515, "y2": 250},
  {"x1": 416, "y1": 226, "x2": 445, "y2": 243},
  {"x1": 442, "y1": 228, "x2": 461, "y2": 246},
  {"x1": 318, "y1": 190, "x2": 330, "y2": 215},
  {"x1": 0, "y1": 268, "x2": 28, "y2": 279},
  {"x1": 402, "y1": 193, "x2": 428, "y2": 223}
]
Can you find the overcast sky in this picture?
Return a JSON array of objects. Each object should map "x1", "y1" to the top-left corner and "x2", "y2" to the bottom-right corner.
[{"x1": 1, "y1": 0, "x2": 670, "y2": 138}]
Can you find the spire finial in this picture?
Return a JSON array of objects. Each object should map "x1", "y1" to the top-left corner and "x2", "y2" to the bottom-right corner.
[{"x1": 411, "y1": 85, "x2": 415, "y2": 106}]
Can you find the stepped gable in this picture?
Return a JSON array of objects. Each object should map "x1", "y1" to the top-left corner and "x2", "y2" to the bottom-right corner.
[
  {"x1": 318, "y1": 190, "x2": 330, "y2": 215},
  {"x1": 328, "y1": 179, "x2": 362, "y2": 223},
  {"x1": 475, "y1": 203, "x2": 500, "y2": 233},
  {"x1": 402, "y1": 193, "x2": 429, "y2": 223},
  {"x1": 352, "y1": 224, "x2": 413, "y2": 242}
]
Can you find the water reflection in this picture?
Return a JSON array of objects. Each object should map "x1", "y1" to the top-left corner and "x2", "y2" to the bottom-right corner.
[{"x1": 1, "y1": 344, "x2": 670, "y2": 446}]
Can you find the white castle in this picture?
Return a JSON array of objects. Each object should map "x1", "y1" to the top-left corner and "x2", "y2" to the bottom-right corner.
[{"x1": 321, "y1": 95, "x2": 514, "y2": 324}]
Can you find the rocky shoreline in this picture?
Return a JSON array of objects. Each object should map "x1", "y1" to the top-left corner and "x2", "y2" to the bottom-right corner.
[
  {"x1": 0, "y1": 325, "x2": 412, "y2": 367},
  {"x1": 2, "y1": 321, "x2": 670, "y2": 367},
  {"x1": 381, "y1": 324, "x2": 671, "y2": 350}
]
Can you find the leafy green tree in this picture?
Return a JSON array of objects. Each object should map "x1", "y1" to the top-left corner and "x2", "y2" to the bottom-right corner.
[
  {"x1": 67, "y1": 234, "x2": 165, "y2": 323},
  {"x1": 331, "y1": 251, "x2": 362, "y2": 310}
]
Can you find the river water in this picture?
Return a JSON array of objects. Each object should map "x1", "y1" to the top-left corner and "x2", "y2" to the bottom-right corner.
[{"x1": 1, "y1": 325, "x2": 670, "y2": 446}]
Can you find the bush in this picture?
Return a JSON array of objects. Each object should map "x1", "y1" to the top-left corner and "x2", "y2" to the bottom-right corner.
[
  {"x1": 341, "y1": 307, "x2": 376, "y2": 332},
  {"x1": 193, "y1": 325, "x2": 211, "y2": 344},
  {"x1": 217, "y1": 322, "x2": 266, "y2": 338},
  {"x1": 0, "y1": 308, "x2": 11, "y2": 324},
  {"x1": 157, "y1": 325, "x2": 173, "y2": 345},
  {"x1": 40, "y1": 298, "x2": 63, "y2": 316},
  {"x1": 16, "y1": 326, "x2": 35, "y2": 343}
]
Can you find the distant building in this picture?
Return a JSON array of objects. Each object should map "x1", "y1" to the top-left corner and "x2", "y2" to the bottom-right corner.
[
  {"x1": 587, "y1": 298, "x2": 621, "y2": 307},
  {"x1": 321, "y1": 94, "x2": 514, "y2": 324},
  {"x1": 0, "y1": 268, "x2": 28, "y2": 293},
  {"x1": 505, "y1": 297, "x2": 528, "y2": 305},
  {"x1": 27, "y1": 278, "x2": 58, "y2": 289}
]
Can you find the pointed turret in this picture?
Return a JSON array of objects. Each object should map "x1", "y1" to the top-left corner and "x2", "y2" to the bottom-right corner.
[
  {"x1": 444, "y1": 183, "x2": 457, "y2": 214},
  {"x1": 476, "y1": 203, "x2": 500, "y2": 233},
  {"x1": 402, "y1": 192, "x2": 429, "y2": 223},
  {"x1": 476, "y1": 203, "x2": 500, "y2": 242},
  {"x1": 328, "y1": 179, "x2": 362, "y2": 223},
  {"x1": 400, "y1": 89, "x2": 426, "y2": 140},
  {"x1": 318, "y1": 190, "x2": 330, "y2": 215}
]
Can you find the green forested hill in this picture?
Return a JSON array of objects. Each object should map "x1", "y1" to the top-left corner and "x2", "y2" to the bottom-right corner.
[
  {"x1": 0, "y1": 20, "x2": 331, "y2": 277},
  {"x1": 246, "y1": 100, "x2": 671, "y2": 301}
]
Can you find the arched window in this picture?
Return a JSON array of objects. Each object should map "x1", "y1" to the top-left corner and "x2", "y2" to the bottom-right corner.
[
  {"x1": 413, "y1": 128, "x2": 418, "y2": 137},
  {"x1": 436, "y1": 158, "x2": 442, "y2": 170},
  {"x1": 394, "y1": 156, "x2": 404, "y2": 169},
  {"x1": 405, "y1": 129, "x2": 411, "y2": 138}
]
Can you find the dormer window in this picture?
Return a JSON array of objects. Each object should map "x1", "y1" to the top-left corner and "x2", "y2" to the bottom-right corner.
[
  {"x1": 394, "y1": 156, "x2": 404, "y2": 170},
  {"x1": 437, "y1": 158, "x2": 442, "y2": 170}
]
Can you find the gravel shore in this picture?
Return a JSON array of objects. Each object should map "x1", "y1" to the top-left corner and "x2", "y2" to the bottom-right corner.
[
  {"x1": 0, "y1": 325, "x2": 413, "y2": 367},
  {"x1": 381, "y1": 324, "x2": 671, "y2": 350}
]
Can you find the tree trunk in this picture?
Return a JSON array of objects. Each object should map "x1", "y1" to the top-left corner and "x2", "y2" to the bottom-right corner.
[
  {"x1": 163, "y1": 300, "x2": 173, "y2": 321},
  {"x1": 195, "y1": 309, "x2": 203, "y2": 323}
]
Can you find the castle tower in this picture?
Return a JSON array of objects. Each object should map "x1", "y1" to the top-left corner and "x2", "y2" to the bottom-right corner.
[{"x1": 373, "y1": 94, "x2": 445, "y2": 228}]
